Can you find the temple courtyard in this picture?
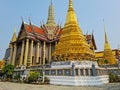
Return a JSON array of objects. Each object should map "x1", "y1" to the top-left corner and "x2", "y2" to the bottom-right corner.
[{"x1": 0, "y1": 82, "x2": 120, "y2": 90}]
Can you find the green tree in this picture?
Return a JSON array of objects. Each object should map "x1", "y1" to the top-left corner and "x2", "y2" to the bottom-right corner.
[
  {"x1": 2, "y1": 64, "x2": 14, "y2": 79},
  {"x1": 14, "y1": 74, "x2": 21, "y2": 82},
  {"x1": 28, "y1": 71, "x2": 40, "y2": 83},
  {"x1": 104, "y1": 59, "x2": 109, "y2": 64},
  {"x1": 97, "y1": 59, "x2": 100, "y2": 65}
]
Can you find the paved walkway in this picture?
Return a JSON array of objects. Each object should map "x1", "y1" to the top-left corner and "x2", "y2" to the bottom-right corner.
[{"x1": 0, "y1": 82, "x2": 120, "y2": 90}]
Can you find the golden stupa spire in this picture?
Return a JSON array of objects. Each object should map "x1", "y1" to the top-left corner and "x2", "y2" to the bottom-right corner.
[
  {"x1": 65, "y1": 0, "x2": 77, "y2": 24},
  {"x1": 102, "y1": 24, "x2": 117, "y2": 65},
  {"x1": 46, "y1": 0, "x2": 56, "y2": 26},
  {"x1": 53, "y1": 0, "x2": 95, "y2": 61},
  {"x1": 11, "y1": 27, "x2": 17, "y2": 43},
  {"x1": 69, "y1": 0, "x2": 73, "y2": 11},
  {"x1": 104, "y1": 26, "x2": 111, "y2": 49}
]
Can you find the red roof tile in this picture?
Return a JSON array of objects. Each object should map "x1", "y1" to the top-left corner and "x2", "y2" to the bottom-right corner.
[
  {"x1": 33, "y1": 26, "x2": 44, "y2": 35},
  {"x1": 59, "y1": 29, "x2": 62, "y2": 35},
  {"x1": 25, "y1": 24, "x2": 44, "y2": 35},
  {"x1": 26, "y1": 25, "x2": 32, "y2": 33}
]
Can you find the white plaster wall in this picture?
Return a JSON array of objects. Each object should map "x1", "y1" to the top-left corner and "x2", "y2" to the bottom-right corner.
[{"x1": 47, "y1": 75, "x2": 109, "y2": 86}]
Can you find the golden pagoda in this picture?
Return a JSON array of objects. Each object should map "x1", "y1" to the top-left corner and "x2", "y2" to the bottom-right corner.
[
  {"x1": 102, "y1": 26, "x2": 117, "y2": 64},
  {"x1": 53, "y1": 0, "x2": 95, "y2": 61}
]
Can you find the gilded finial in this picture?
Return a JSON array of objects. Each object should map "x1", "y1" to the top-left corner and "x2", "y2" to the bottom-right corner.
[
  {"x1": 69, "y1": 0, "x2": 73, "y2": 11},
  {"x1": 104, "y1": 25, "x2": 109, "y2": 44},
  {"x1": 104, "y1": 24, "x2": 111, "y2": 50},
  {"x1": 11, "y1": 27, "x2": 17, "y2": 42}
]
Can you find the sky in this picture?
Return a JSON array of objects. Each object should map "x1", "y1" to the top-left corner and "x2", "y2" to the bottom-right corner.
[{"x1": 0, "y1": 0, "x2": 120, "y2": 59}]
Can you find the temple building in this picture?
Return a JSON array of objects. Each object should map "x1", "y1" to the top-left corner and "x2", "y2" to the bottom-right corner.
[
  {"x1": 95, "y1": 26, "x2": 117, "y2": 65},
  {"x1": 4, "y1": 1, "x2": 96, "y2": 67},
  {"x1": 3, "y1": 0, "x2": 109, "y2": 86},
  {"x1": 7, "y1": 1, "x2": 62, "y2": 67}
]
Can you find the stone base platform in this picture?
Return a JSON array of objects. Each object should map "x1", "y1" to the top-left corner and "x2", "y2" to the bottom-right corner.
[
  {"x1": 45, "y1": 60, "x2": 109, "y2": 86},
  {"x1": 48, "y1": 75, "x2": 108, "y2": 86}
]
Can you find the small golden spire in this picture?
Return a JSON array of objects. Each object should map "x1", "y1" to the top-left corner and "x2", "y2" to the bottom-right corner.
[
  {"x1": 103, "y1": 24, "x2": 117, "y2": 65},
  {"x1": 11, "y1": 27, "x2": 17, "y2": 42},
  {"x1": 104, "y1": 25, "x2": 110, "y2": 49},
  {"x1": 104, "y1": 25, "x2": 108, "y2": 44}
]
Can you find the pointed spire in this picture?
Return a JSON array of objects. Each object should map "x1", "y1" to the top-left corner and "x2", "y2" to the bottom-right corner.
[
  {"x1": 68, "y1": 0, "x2": 74, "y2": 11},
  {"x1": 29, "y1": 17, "x2": 32, "y2": 26},
  {"x1": 65, "y1": 0, "x2": 77, "y2": 24},
  {"x1": 104, "y1": 25, "x2": 111, "y2": 50},
  {"x1": 11, "y1": 27, "x2": 17, "y2": 42},
  {"x1": 51, "y1": 0, "x2": 52, "y2": 5},
  {"x1": 103, "y1": 24, "x2": 117, "y2": 65},
  {"x1": 46, "y1": 0, "x2": 56, "y2": 26},
  {"x1": 104, "y1": 26, "x2": 109, "y2": 44}
]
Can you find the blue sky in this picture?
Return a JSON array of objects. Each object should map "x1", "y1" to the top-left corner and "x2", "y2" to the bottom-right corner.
[{"x1": 0, "y1": 0, "x2": 120, "y2": 59}]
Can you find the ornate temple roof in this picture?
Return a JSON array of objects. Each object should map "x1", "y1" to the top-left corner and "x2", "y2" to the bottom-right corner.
[
  {"x1": 25, "y1": 24, "x2": 44, "y2": 35},
  {"x1": 16, "y1": 20, "x2": 62, "y2": 43},
  {"x1": 85, "y1": 34, "x2": 97, "y2": 50}
]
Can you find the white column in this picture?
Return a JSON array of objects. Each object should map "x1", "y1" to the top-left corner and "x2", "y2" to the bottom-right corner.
[
  {"x1": 12, "y1": 43, "x2": 17, "y2": 65},
  {"x1": 43, "y1": 41, "x2": 46, "y2": 65},
  {"x1": 78, "y1": 68, "x2": 80, "y2": 76},
  {"x1": 20, "y1": 40, "x2": 25, "y2": 66},
  {"x1": 83, "y1": 68, "x2": 86, "y2": 76},
  {"x1": 88, "y1": 68, "x2": 91, "y2": 76},
  {"x1": 36, "y1": 42, "x2": 40, "y2": 64},
  {"x1": 24, "y1": 39, "x2": 29, "y2": 66},
  {"x1": 49, "y1": 43, "x2": 52, "y2": 63},
  {"x1": 9, "y1": 44, "x2": 13, "y2": 64},
  {"x1": 30, "y1": 40, "x2": 33, "y2": 66}
]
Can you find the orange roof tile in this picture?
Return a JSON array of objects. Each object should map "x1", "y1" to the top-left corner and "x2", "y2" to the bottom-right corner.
[
  {"x1": 25, "y1": 24, "x2": 45, "y2": 35},
  {"x1": 33, "y1": 26, "x2": 44, "y2": 35},
  {"x1": 59, "y1": 29, "x2": 62, "y2": 35},
  {"x1": 26, "y1": 25, "x2": 32, "y2": 32}
]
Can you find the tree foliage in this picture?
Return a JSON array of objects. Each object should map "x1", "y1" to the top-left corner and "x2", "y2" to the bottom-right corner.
[
  {"x1": 2, "y1": 64, "x2": 14, "y2": 79},
  {"x1": 28, "y1": 71, "x2": 40, "y2": 83},
  {"x1": 14, "y1": 74, "x2": 21, "y2": 82},
  {"x1": 104, "y1": 59, "x2": 109, "y2": 64}
]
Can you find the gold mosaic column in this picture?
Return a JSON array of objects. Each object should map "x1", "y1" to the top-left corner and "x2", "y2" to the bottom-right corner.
[
  {"x1": 43, "y1": 41, "x2": 46, "y2": 65},
  {"x1": 49, "y1": 43, "x2": 52, "y2": 63},
  {"x1": 36, "y1": 42, "x2": 40, "y2": 64},
  {"x1": 30, "y1": 40, "x2": 33, "y2": 66},
  {"x1": 20, "y1": 40, "x2": 25, "y2": 66},
  {"x1": 24, "y1": 39, "x2": 29, "y2": 66},
  {"x1": 12, "y1": 43, "x2": 17, "y2": 65}
]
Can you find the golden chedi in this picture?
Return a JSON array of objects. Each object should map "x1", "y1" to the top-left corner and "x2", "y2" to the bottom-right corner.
[
  {"x1": 53, "y1": 0, "x2": 95, "y2": 61},
  {"x1": 102, "y1": 26, "x2": 117, "y2": 65}
]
